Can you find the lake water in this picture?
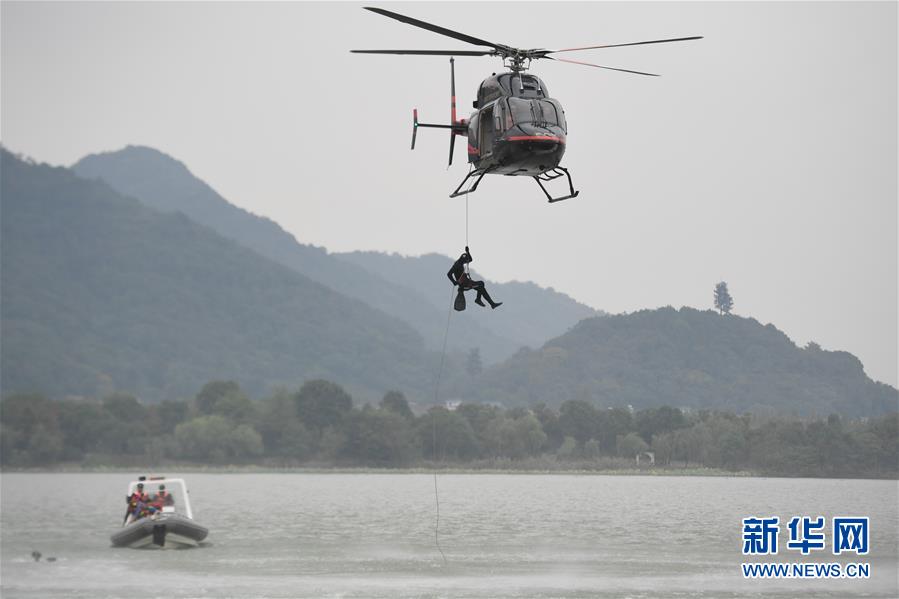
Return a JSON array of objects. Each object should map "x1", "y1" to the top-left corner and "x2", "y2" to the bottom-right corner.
[{"x1": 1, "y1": 473, "x2": 897, "y2": 598}]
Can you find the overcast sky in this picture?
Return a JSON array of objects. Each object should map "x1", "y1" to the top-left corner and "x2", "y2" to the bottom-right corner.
[{"x1": 2, "y1": 1, "x2": 896, "y2": 387}]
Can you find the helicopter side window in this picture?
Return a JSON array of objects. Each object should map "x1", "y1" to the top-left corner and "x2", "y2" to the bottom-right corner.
[
  {"x1": 479, "y1": 104, "x2": 496, "y2": 156},
  {"x1": 478, "y1": 77, "x2": 504, "y2": 107}
]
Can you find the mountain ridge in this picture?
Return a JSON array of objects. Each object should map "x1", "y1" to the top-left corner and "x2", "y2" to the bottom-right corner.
[
  {"x1": 1, "y1": 149, "x2": 435, "y2": 402},
  {"x1": 467, "y1": 306, "x2": 897, "y2": 417}
]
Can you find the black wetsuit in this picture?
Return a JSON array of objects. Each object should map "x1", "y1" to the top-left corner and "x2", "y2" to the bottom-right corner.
[
  {"x1": 446, "y1": 249, "x2": 499, "y2": 308},
  {"x1": 446, "y1": 251, "x2": 472, "y2": 287}
]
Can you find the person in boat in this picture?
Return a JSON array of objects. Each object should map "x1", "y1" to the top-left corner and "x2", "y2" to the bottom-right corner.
[
  {"x1": 446, "y1": 246, "x2": 502, "y2": 309},
  {"x1": 150, "y1": 484, "x2": 175, "y2": 509},
  {"x1": 126, "y1": 482, "x2": 147, "y2": 511},
  {"x1": 125, "y1": 483, "x2": 149, "y2": 524},
  {"x1": 133, "y1": 498, "x2": 159, "y2": 521},
  {"x1": 127, "y1": 482, "x2": 146, "y2": 503}
]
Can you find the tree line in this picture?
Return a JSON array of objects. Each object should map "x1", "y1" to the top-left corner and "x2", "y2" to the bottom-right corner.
[{"x1": 1, "y1": 379, "x2": 896, "y2": 478}]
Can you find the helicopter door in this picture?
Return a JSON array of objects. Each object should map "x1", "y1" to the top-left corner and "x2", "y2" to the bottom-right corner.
[
  {"x1": 467, "y1": 112, "x2": 479, "y2": 161},
  {"x1": 478, "y1": 104, "x2": 495, "y2": 157}
]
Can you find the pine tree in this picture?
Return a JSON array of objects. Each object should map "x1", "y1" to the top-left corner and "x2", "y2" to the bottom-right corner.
[
  {"x1": 714, "y1": 281, "x2": 734, "y2": 315},
  {"x1": 466, "y1": 348, "x2": 483, "y2": 377}
]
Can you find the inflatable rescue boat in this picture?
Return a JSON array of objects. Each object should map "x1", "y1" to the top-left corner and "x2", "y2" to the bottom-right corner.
[{"x1": 111, "y1": 476, "x2": 208, "y2": 548}]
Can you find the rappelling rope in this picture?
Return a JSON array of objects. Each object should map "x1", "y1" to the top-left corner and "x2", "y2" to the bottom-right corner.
[
  {"x1": 464, "y1": 193, "x2": 470, "y2": 276},
  {"x1": 464, "y1": 163, "x2": 474, "y2": 273},
  {"x1": 464, "y1": 163, "x2": 474, "y2": 248},
  {"x1": 465, "y1": 194, "x2": 469, "y2": 249},
  {"x1": 431, "y1": 286, "x2": 455, "y2": 565},
  {"x1": 431, "y1": 163, "x2": 477, "y2": 565}
]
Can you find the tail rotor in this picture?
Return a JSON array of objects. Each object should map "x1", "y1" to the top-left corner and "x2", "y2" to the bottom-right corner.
[{"x1": 407, "y1": 58, "x2": 467, "y2": 166}]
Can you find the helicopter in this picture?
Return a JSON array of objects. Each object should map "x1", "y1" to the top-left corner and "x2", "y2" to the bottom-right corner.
[{"x1": 353, "y1": 7, "x2": 702, "y2": 202}]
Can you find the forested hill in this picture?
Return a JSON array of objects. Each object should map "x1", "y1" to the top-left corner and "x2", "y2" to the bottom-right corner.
[
  {"x1": 72, "y1": 146, "x2": 519, "y2": 362},
  {"x1": 0, "y1": 149, "x2": 436, "y2": 401},
  {"x1": 337, "y1": 251, "x2": 601, "y2": 351},
  {"x1": 471, "y1": 307, "x2": 898, "y2": 418}
]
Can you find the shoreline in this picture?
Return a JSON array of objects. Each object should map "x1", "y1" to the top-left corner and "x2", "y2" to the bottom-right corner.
[
  {"x1": 3, "y1": 464, "x2": 895, "y2": 480},
  {"x1": 4, "y1": 457, "x2": 896, "y2": 480},
  {"x1": 1, "y1": 464, "x2": 752, "y2": 476}
]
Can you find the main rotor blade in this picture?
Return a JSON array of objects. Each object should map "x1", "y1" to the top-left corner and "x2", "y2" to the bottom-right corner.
[
  {"x1": 363, "y1": 7, "x2": 503, "y2": 51},
  {"x1": 551, "y1": 36, "x2": 703, "y2": 53},
  {"x1": 351, "y1": 49, "x2": 493, "y2": 56},
  {"x1": 548, "y1": 56, "x2": 660, "y2": 77}
]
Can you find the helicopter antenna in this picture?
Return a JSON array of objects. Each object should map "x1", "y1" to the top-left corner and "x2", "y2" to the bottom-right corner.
[{"x1": 352, "y1": 7, "x2": 702, "y2": 76}]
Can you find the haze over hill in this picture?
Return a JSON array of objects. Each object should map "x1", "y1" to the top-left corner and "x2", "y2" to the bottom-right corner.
[
  {"x1": 73, "y1": 146, "x2": 597, "y2": 362},
  {"x1": 338, "y1": 251, "x2": 601, "y2": 352},
  {"x1": 1, "y1": 149, "x2": 436, "y2": 401}
]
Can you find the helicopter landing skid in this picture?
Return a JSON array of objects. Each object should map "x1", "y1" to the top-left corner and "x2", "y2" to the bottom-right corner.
[
  {"x1": 534, "y1": 167, "x2": 580, "y2": 203},
  {"x1": 449, "y1": 167, "x2": 493, "y2": 198}
]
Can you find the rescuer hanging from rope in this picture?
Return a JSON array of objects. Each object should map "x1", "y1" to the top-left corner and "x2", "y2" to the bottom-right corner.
[{"x1": 446, "y1": 246, "x2": 502, "y2": 311}]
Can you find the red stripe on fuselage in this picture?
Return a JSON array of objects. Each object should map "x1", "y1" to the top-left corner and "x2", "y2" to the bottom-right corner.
[{"x1": 505, "y1": 135, "x2": 564, "y2": 144}]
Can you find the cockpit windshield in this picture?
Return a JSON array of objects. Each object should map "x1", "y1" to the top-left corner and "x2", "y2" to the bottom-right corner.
[
  {"x1": 508, "y1": 98, "x2": 534, "y2": 126},
  {"x1": 506, "y1": 98, "x2": 566, "y2": 131}
]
